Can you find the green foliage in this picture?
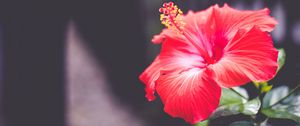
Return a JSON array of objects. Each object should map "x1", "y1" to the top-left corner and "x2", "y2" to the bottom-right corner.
[
  {"x1": 211, "y1": 88, "x2": 260, "y2": 119},
  {"x1": 262, "y1": 86, "x2": 289, "y2": 108},
  {"x1": 201, "y1": 85, "x2": 300, "y2": 125},
  {"x1": 195, "y1": 85, "x2": 300, "y2": 126},
  {"x1": 277, "y1": 48, "x2": 286, "y2": 72},
  {"x1": 243, "y1": 98, "x2": 261, "y2": 115},
  {"x1": 258, "y1": 49, "x2": 300, "y2": 123},
  {"x1": 194, "y1": 120, "x2": 208, "y2": 126},
  {"x1": 229, "y1": 121, "x2": 254, "y2": 126},
  {"x1": 261, "y1": 109, "x2": 300, "y2": 123},
  {"x1": 220, "y1": 87, "x2": 248, "y2": 106},
  {"x1": 262, "y1": 86, "x2": 300, "y2": 123}
]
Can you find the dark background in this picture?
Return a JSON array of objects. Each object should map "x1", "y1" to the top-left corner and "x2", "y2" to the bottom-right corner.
[{"x1": 0, "y1": 0, "x2": 299, "y2": 126}]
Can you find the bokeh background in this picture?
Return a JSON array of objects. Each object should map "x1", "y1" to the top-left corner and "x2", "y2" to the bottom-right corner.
[{"x1": 0, "y1": 0, "x2": 299, "y2": 126}]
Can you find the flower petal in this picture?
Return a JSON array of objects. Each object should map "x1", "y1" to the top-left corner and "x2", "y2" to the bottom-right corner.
[
  {"x1": 139, "y1": 56, "x2": 161, "y2": 101},
  {"x1": 152, "y1": 4, "x2": 277, "y2": 62},
  {"x1": 153, "y1": 7, "x2": 216, "y2": 56},
  {"x1": 213, "y1": 4, "x2": 277, "y2": 40},
  {"x1": 156, "y1": 68, "x2": 221, "y2": 124},
  {"x1": 140, "y1": 36, "x2": 206, "y2": 101},
  {"x1": 209, "y1": 26, "x2": 278, "y2": 87}
]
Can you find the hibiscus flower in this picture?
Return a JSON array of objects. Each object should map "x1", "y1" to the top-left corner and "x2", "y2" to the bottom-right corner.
[{"x1": 140, "y1": 2, "x2": 278, "y2": 124}]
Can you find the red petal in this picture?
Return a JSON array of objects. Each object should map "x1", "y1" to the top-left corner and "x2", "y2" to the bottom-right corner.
[
  {"x1": 156, "y1": 68, "x2": 221, "y2": 124},
  {"x1": 209, "y1": 26, "x2": 278, "y2": 87},
  {"x1": 151, "y1": 10, "x2": 198, "y2": 44},
  {"x1": 152, "y1": 4, "x2": 277, "y2": 57},
  {"x1": 213, "y1": 4, "x2": 277, "y2": 40},
  {"x1": 140, "y1": 37, "x2": 206, "y2": 101},
  {"x1": 153, "y1": 7, "x2": 216, "y2": 55},
  {"x1": 139, "y1": 56, "x2": 161, "y2": 101}
]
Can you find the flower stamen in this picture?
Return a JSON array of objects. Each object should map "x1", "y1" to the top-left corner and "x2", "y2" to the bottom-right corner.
[{"x1": 159, "y1": 2, "x2": 185, "y2": 33}]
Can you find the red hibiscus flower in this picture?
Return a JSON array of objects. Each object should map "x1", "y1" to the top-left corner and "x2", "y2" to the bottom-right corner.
[{"x1": 140, "y1": 2, "x2": 278, "y2": 124}]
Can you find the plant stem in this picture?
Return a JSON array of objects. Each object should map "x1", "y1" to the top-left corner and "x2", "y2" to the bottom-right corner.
[
  {"x1": 229, "y1": 88, "x2": 247, "y2": 100},
  {"x1": 269, "y1": 83, "x2": 300, "y2": 107}
]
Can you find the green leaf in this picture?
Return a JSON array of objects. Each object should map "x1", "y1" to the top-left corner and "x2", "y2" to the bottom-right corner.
[
  {"x1": 212, "y1": 87, "x2": 248, "y2": 119},
  {"x1": 242, "y1": 98, "x2": 261, "y2": 115},
  {"x1": 262, "y1": 108, "x2": 300, "y2": 123},
  {"x1": 220, "y1": 87, "x2": 248, "y2": 106},
  {"x1": 262, "y1": 86, "x2": 300, "y2": 123},
  {"x1": 262, "y1": 86, "x2": 289, "y2": 108},
  {"x1": 277, "y1": 48, "x2": 286, "y2": 72},
  {"x1": 194, "y1": 120, "x2": 208, "y2": 126},
  {"x1": 211, "y1": 103, "x2": 243, "y2": 119},
  {"x1": 211, "y1": 92, "x2": 261, "y2": 119},
  {"x1": 229, "y1": 121, "x2": 254, "y2": 126},
  {"x1": 232, "y1": 87, "x2": 249, "y2": 100}
]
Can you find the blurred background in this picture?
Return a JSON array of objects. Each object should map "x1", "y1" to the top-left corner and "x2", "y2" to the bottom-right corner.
[{"x1": 0, "y1": 0, "x2": 299, "y2": 126}]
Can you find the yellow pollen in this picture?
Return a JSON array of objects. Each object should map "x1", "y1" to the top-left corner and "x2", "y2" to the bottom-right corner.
[{"x1": 159, "y1": 2, "x2": 185, "y2": 33}]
